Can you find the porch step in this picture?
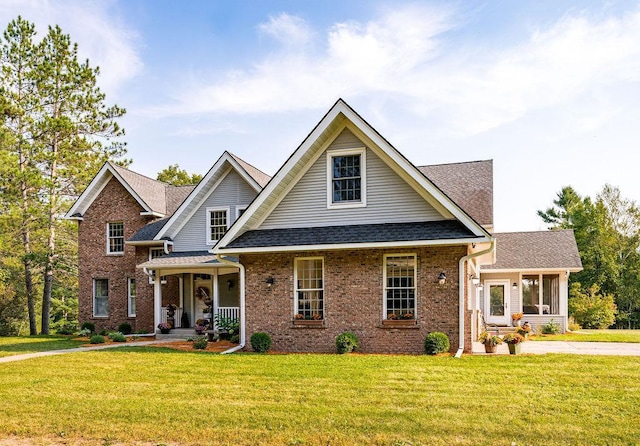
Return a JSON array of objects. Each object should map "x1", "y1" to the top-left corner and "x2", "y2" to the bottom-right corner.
[
  {"x1": 155, "y1": 328, "x2": 198, "y2": 340},
  {"x1": 485, "y1": 325, "x2": 518, "y2": 335}
]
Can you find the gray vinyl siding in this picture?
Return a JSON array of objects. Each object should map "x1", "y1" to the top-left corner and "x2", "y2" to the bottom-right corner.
[
  {"x1": 261, "y1": 129, "x2": 443, "y2": 229},
  {"x1": 173, "y1": 170, "x2": 257, "y2": 252}
]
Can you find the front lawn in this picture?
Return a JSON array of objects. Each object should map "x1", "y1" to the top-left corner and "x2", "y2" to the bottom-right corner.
[
  {"x1": 0, "y1": 348, "x2": 638, "y2": 445},
  {"x1": 0, "y1": 335, "x2": 85, "y2": 358},
  {"x1": 531, "y1": 329, "x2": 640, "y2": 343}
]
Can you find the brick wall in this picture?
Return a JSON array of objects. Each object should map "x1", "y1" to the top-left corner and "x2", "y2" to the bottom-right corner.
[
  {"x1": 77, "y1": 177, "x2": 179, "y2": 333},
  {"x1": 240, "y1": 245, "x2": 471, "y2": 354}
]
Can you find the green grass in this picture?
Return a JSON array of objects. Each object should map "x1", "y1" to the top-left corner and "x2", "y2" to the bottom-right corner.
[
  {"x1": 0, "y1": 347, "x2": 639, "y2": 445},
  {"x1": 531, "y1": 329, "x2": 640, "y2": 343},
  {"x1": 0, "y1": 335, "x2": 85, "y2": 357}
]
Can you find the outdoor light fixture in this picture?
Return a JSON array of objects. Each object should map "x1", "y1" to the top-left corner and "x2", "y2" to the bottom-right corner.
[
  {"x1": 512, "y1": 282, "x2": 518, "y2": 290},
  {"x1": 266, "y1": 277, "x2": 275, "y2": 287},
  {"x1": 471, "y1": 276, "x2": 480, "y2": 286},
  {"x1": 477, "y1": 283, "x2": 484, "y2": 291},
  {"x1": 227, "y1": 279, "x2": 234, "y2": 290},
  {"x1": 438, "y1": 272, "x2": 447, "y2": 285}
]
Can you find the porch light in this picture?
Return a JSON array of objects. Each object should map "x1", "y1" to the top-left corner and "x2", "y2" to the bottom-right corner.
[
  {"x1": 471, "y1": 276, "x2": 480, "y2": 286},
  {"x1": 438, "y1": 272, "x2": 446, "y2": 285},
  {"x1": 512, "y1": 282, "x2": 518, "y2": 290},
  {"x1": 266, "y1": 277, "x2": 275, "y2": 287},
  {"x1": 227, "y1": 279, "x2": 234, "y2": 290}
]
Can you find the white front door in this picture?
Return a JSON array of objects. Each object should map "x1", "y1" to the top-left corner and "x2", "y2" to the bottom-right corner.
[{"x1": 484, "y1": 280, "x2": 510, "y2": 325}]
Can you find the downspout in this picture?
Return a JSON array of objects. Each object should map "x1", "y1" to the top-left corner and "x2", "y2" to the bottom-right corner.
[
  {"x1": 217, "y1": 254, "x2": 245, "y2": 354},
  {"x1": 455, "y1": 239, "x2": 496, "y2": 358},
  {"x1": 163, "y1": 240, "x2": 173, "y2": 254}
]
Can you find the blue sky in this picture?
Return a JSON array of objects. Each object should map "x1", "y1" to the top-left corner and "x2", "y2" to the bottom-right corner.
[{"x1": 2, "y1": 0, "x2": 639, "y2": 231}]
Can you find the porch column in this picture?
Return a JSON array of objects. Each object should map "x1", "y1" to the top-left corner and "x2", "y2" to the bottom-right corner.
[{"x1": 153, "y1": 271, "x2": 162, "y2": 332}]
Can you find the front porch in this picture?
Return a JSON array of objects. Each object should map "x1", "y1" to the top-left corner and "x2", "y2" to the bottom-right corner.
[{"x1": 160, "y1": 305, "x2": 239, "y2": 329}]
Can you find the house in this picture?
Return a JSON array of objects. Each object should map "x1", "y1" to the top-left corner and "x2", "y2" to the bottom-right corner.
[{"x1": 66, "y1": 99, "x2": 582, "y2": 354}]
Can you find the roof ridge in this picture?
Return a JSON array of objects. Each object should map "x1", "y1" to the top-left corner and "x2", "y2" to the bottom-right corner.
[
  {"x1": 228, "y1": 152, "x2": 271, "y2": 177},
  {"x1": 108, "y1": 161, "x2": 170, "y2": 186},
  {"x1": 417, "y1": 159, "x2": 492, "y2": 168}
]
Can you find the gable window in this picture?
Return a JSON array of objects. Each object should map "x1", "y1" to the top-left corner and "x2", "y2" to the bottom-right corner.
[
  {"x1": 384, "y1": 254, "x2": 416, "y2": 319},
  {"x1": 93, "y1": 278, "x2": 108, "y2": 317},
  {"x1": 327, "y1": 148, "x2": 366, "y2": 208},
  {"x1": 149, "y1": 247, "x2": 167, "y2": 284},
  {"x1": 107, "y1": 222, "x2": 124, "y2": 254},
  {"x1": 206, "y1": 208, "x2": 229, "y2": 244},
  {"x1": 522, "y1": 274, "x2": 560, "y2": 315},
  {"x1": 128, "y1": 278, "x2": 136, "y2": 317},
  {"x1": 295, "y1": 257, "x2": 324, "y2": 320}
]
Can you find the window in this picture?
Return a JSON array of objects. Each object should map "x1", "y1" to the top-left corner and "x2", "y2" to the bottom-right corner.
[
  {"x1": 295, "y1": 258, "x2": 324, "y2": 320},
  {"x1": 384, "y1": 255, "x2": 416, "y2": 319},
  {"x1": 206, "y1": 208, "x2": 229, "y2": 244},
  {"x1": 128, "y1": 278, "x2": 136, "y2": 317},
  {"x1": 236, "y1": 206, "x2": 247, "y2": 219},
  {"x1": 522, "y1": 274, "x2": 559, "y2": 315},
  {"x1": 148, "y1": 247, "x2": 166, "y2": 284},
  {"x1": 107, "y1": 222, "x2": 124, "y2": 254},
  {"x1": 327, "y1": 148, "x2": 366, "y2": 208},
  {"x1": 93, "y1": 278, "x2": 108, "y2": 317}
]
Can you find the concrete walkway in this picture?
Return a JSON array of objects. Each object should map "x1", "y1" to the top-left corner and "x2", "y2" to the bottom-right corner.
[
  {"x1": 0, "y1": 339, "x2": 176, "y2": 364},
  {"x1": 472, "y1": 341, "x2": 640, "y2": 356}
]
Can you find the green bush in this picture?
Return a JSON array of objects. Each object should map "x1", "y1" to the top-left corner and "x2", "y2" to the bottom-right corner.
[
  {"x1": 118, "y1": 322, "x2": 132, "y2": 335},
  {"x1": 230, "y1": 334, "x2": 240, "y2": 344},
  {"x1": 336, "y1": 332, "x2": 359, "y2": 354},
  {"x1": 192, "y1": 336, "x2": 208, "y2": 350},
  {"x1": 78, "y1": 328, "x2": 91, "y2": 337},
  {"x1": 424, "y1": 332, "x2": 450, "y2": 355},
  {"x1": 81, "y1": 322, "x2": 95, "y2": 333},
  {"x1": 569, "y1": 283, "x2": 617, "y2": 329},
  {"x1": 250, "y1": 332, "x2": 272, "y2": 353},
  {"x1": 89, "y1": 335, "x2": 105, "y2": 344},
  {"x1": 109, "y1": 332, "x2": 126, "y2": 342},
  {"x1": 55, "y1": 321, "x2": 78, "y2": 335},
  {"x1": 541, "y1": 319, "x2": 561, "y2": 335}
]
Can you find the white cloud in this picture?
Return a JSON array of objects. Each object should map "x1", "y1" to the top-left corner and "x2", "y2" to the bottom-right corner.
[
  {"x1": 258, "y1": 12, "x2": 313, "y2": 48},
  {"x1": 0, "y1": 0, "x2": 143, "y2": 97}
]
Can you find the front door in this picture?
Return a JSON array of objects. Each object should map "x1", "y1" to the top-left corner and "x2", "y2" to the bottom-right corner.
[{"x1": 485, "y1": 280, "x2": 510, "y2": 325}]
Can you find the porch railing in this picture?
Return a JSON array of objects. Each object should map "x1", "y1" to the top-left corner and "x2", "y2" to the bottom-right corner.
[
  {"x1": 216, "y1": 306, "x2": 239, "y2": 321},
  {"x1": 161, "y1": 306, "x2": 184, "y2": 328},
  {"x1": 162, "y1": 306, "x2": 239, "y2": 328}
]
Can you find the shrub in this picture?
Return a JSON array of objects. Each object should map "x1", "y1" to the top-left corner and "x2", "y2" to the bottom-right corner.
[
  {"x1": 192, "y1": 336, "x2": 208, "y2": 350},
  {"x1": 250, "y1": 332, "x2": 272, "y2": 353},
  {"x1": 118, "y1": 322, "x2": 132, "y2": 335},
  {"x1": 541, "y1": 319, "x2": 561, "y2": 335},
  {"x1": 78, "y1": 328, "x2": 91, "y2": 337},
  {"x1": 230, "y1": 334, "x2": 240, "y2": 344},
  {"x1": 81, "y1": 322, "x2": 95, "y2": 333},
  {"x1": 336, "y1": 332, "x2": 358, "y2": 354},
  {"x1": 109, "y1": 332, "x2": 126, "y2": 342},
  {"x1": 569, "y1": 283, "x2": 617, "y2": 329},
  {"x1": 424, "y1": 332, "x2": 450, "y2": 355},
  {"x1": 55, "y1": 321, "x2": 78, "y2": 335},
  {"x1": 89, "y1": 335, "x2": 105, "y2": 344}
]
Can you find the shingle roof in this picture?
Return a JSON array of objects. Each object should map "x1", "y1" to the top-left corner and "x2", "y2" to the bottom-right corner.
[
  {"x1": 110, "y1": 163, "x2": 169, "y2": 215},
  {"x1": 229, "y1": 152, "x2": 271, "y2": 187},
  {"x1": 166, "y1": 185, "x2": 195, "y2": 215},
  {"x1": 484, "y1": 230, "x2": 583, "y2": 270},
  {"x1": 128, "y1": 218, "x2": 171, "y2": 242},
  {"x1": 137, "y1": 250, "x2": 226, "y2": 269},
  {"x1": 223, "y1": 220, "x2": 479, "y2": 249},
  {"x1": 418, "y1": 160, "x2": 493, "y2": 227}
]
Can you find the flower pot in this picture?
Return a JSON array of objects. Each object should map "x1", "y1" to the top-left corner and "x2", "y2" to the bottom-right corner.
[
  {"x1": 513, "y1": 320, "x2": 521, "y2": 327},
  {"x1": 508, "y1": 343, "x2": 522, "y2": 355},
  {"x1": 484, "y1": 344, "x2": 498, "y2": 353}
]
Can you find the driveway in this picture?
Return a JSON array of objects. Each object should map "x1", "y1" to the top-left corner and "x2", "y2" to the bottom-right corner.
[{"x1": 472, "y1": 341, "x2": 640, "y2": 356}]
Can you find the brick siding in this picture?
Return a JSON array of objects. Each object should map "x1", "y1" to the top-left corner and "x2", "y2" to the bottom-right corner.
[{"x1": 241, "y1": 245, "x2": 472, "y2": 354}]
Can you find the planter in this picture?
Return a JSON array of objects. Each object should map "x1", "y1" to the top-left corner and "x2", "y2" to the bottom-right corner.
[
  {"x1": 512, "y1": 320, "x2": 522, "y2": 327},
  {"x1": 160, "y1": 329, "x2": 170, "y2": 334},
  {"x1": 382, "y1": 319, "x2": 416, "y2": 327},
  {"x1": 293, "y1": 320, "x2": 324, "y2": 327},
  {"x1": 484, "y1": 344, "x2": 498, "y2": 354},
  {"x1": 507, "y1": 343, "x2": 522, "y2": 355}
]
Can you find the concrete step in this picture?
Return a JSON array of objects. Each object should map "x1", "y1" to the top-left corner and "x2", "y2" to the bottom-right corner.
[{"x1": 155, "y1": 328, "x2": 197, "y2": 340}]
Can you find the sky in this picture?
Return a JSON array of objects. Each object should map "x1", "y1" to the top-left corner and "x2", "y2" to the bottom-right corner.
[{"x1": 1, "y1": 0, "x2": 639, "y2": 232}]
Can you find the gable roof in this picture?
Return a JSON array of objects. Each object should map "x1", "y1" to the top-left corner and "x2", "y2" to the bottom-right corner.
[
  {"x1": 65, "y1": 162, "x2": 193, "y2": 219},
  {"x1": 483, "y1": 230, "x2": 583, "y2": 271},
  {"x1": 152, "y1": 151, "x2": 270, "y2": 241},
  {"x1": 419, "y1": 160, "x2": 493, "y2": 228},
  {"x1": 214, "y1": 99, "x2": 492, "y2": 253}
]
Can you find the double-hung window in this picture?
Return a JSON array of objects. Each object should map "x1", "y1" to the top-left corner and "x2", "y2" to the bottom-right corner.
[
  {"x1": 522, "y1": 274, "x2": 560, "y2": 315},
  {"x1": 148, "y1": 247, "x2": 167, "y2": 284},
  {"x1": 384, "y1": 254, "x2": 417, "y2": 319},
  {"x1": 295, "y1": 258, "x2": 324, "y2": 320},
  {"x1": 128, "y1": 278, "x2": 136, "y2": 317},
  {"x1": 107, "y1": 222, "x2": 124, "y2": 254},
  {"x1": 327, "y1": 148, "x2": 366, "y2": 208},
  {"x1": 93, "y1": 278, "x2": 108, "y2": 317},
  {"x1": 206, "y1": 208, "x2": 229, "y2": 245}
]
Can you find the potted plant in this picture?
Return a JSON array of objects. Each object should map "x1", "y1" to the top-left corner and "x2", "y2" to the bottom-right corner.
[
  {"x1": 516, "y1": 323, "x2": 531, "y2": 338},
  {"x1": 195, "y1": 318, "x2": 209, "y2": 335},
  {"x1": 478, "y1": 331, "x2": 502, "y2": 353},
  {"x1": 157, "y1": 322, "x2": 171, "y2": 334},
  {"x1": 503, "y1": 333, "x2": 525, "y2": 354},
  {"x1": 511, "y1": 312, "x2": 523, "y2": 327}
]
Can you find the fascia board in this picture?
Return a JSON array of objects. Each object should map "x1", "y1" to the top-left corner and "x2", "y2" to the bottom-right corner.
[{"x1": 481, "y1": 267, "x2": 583, "y2": 274}]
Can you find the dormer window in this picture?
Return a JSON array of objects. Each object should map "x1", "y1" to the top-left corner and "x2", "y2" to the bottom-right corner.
[
  {"x1": 327, "y1": 148, "x2": 367, "y2": 209},
  {"x1": 107, "y1": 222, "x2": 124, "y2": 254}
]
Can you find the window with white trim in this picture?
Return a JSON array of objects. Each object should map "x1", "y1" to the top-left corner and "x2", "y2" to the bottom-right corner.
[
  {"x1": 522, "y1": 274, "x2": 560, "y2": 315},
  {"x1": 107, "y1": 222, "x2": 124, "y2": 254},
  {"x1": 384, "y1": 254, "x2": 416, "y2": 319},
  {"x1": 236, "y1": 206, "x2": 247, "y2": 219},
  {"x1": 206, "y1": 208, "x2": 229, "y2": 244},
  {"x1": 148, "y1": 247, "x2": 167, "y2": 284},
  {"x1": 128, "y1": 278, "x2": 136, "y2": 317},
  {"x1": 295, "y1": 258, "x2": 324, "y2": 320},
  {"x1": 327, "y1": 148, "x2": 366, "y2": 208},
  {"x1": 93, "y1": 278, "x2": 108, "y2": 317}
]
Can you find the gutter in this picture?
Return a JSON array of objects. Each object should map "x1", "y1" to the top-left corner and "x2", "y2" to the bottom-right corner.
[
  {"x1": 455, "y1": 239, "x2": 496, "y2": 358},
  {"x1": 216, "y1": 254, "x2": 246, "y2": 354}
]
